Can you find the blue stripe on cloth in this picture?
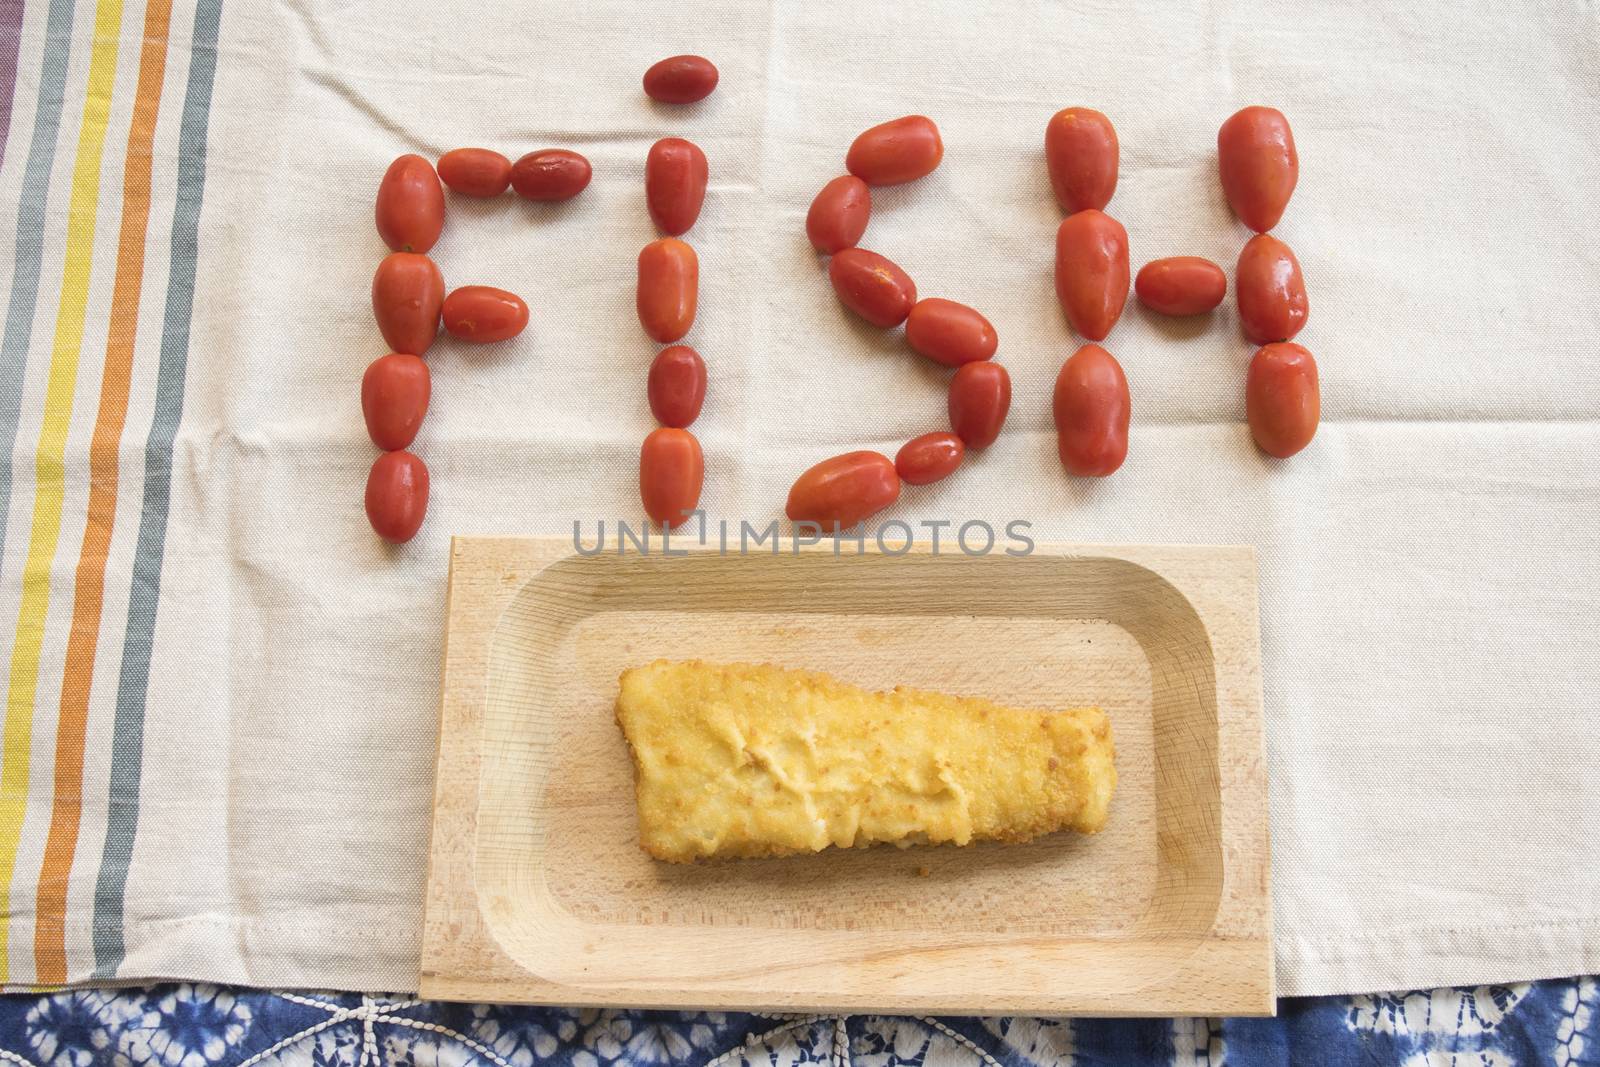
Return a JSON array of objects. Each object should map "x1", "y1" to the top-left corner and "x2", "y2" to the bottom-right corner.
[
  {"x1": 91, "y1": 0, "x2": 223, "y2": 979},
  {"x1": 0, "y1": 0, "x2": 77, "y2": 573}
]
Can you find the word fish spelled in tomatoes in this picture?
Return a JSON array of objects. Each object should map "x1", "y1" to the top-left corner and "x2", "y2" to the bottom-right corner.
[{"x1": 353, "y1": 87, "x2": 1322, "y2": 544}]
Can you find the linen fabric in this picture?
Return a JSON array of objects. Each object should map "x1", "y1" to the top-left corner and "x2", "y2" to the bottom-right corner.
[{"x1": 0, "y1": 0, "x2": 1595, "y2": 997}]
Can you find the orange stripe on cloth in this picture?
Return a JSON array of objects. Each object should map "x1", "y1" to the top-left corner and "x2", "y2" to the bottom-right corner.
[
  {"x1": 0, "y1": 0, "x2": 128, "y2": 985},
  {"x1": 31, "y1": 0, "x2": 175, "y2": 986}
]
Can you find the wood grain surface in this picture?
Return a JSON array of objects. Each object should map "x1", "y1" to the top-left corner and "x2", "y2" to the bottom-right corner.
[{"x1": 419, "y1": 538, "x2": 1272, "y2": 1016}]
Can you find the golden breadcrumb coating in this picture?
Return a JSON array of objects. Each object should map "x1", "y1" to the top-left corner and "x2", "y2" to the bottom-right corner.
[{"x1": 614, "y1": 659, "x2": 1116, "y2": 863}]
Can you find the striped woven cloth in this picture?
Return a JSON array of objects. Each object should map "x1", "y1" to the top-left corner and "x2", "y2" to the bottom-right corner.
[{"x1": 0, "y1": 0, "x2": 218, "y2": 988}]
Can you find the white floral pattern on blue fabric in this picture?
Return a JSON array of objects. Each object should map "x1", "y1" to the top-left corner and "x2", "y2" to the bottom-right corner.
[
  {"x1": 468, "y1": 1003, "x2": 578, "y2": 1064},
  {"x1": 23, "y1": 991, "x2": 117, "y2": 1067},
  {"x1": 1167, "y1": 1017, "x2": 1220, "y2": 1067},
  {"x1": 251, "y1": 1026, "x2": 358, "y2": 1067},
  {"x1": 113, "y1": 985, "x2": 252, "y2": 1067},
  {"x1": 1, "y1": 978, "x2": 1599, "y2": 1066},
  {"x1": 571, "y1": 1010, "x2": 740, "y2": 1066},
  {"x1": 1553, "y1": 977, "x2": 1596, "y2": 1067},
  {"x1": 1350, "y1": 986, "x2": 1529, "y2": 1038},
  {"x1": 980, "y1": 1016, "x2": 1073, "y2": 1065},
  {"x1": 854, "y1": 1017, "x2": 994, "y2": 1067}
]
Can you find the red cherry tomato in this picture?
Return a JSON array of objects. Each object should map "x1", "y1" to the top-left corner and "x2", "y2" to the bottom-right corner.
[
  {"x1": 437, "y1": 148, "x2": 512, "y2": 198},
  {"x1": 785, "y1": 451, "x2": 901, "y2": 532},
  {"x1": 361, "y1": 353, "x2": 431, "y2": 451},
  {"x1": 1236, "y1": 234, "x2": 1308, "y2": 343},
  {"x1": 643, "y1": 55, "x2": 719, "y2": 104},
  {"x1": 948, "y1": 362, "x2": 1011, "y2": 449},
  {"x1": 1246, "y1": 342, "x2": 1319, "y2": 458},
  {"x1": 1054, "y1": 209, "x2": 1130, "y2": 341},
  {"x1": 441, "y1": 286, "x2": 529, "y2": 343},
  {"x1": 894, "y1": 432, "x2": 965, "y2": 486},
  {"x1": 365, "y1": 450, "x2": 429, "y2": 544},
  {"x1": 827, "y1": 248, "x2": 916, "y2": 327},
  {"x1": 806, "y1": 175, "x2": 871, "y2": 254},
  {"x1": 646, "y1": 137, "x2": 708, "y2": 236},
  {"x1": 640, "y1": 427, "x2": 704, "y2": 529},
  {"x1": 1052, "y1": 344, "x2": 1130, "y2": 477},
  {"x1": 1044, "y1": 107, "x2": 1118, "y2": 214},
  {"x1": 905, "y1": 298, "x2": 997, "y2": 367},
  {"x1": 1135, "y1": 256, "x2": 1228, "y2": 316},
  {"x1": 375, "y1": 154, "x2": 444, "y2": 253},
  {"x1": 510, "y1": 149, "x2": 592, "y2": 202},
  {"x1": 1218, "y1": 106, "x2": 1298, "y2": 233},
  {"x1": 371, "y1": 253, "x2": 445, "y2": 356},
  {"x1": 637, "y1": 238, "x2": 698, "y2": 343},
  {"x1": 647, "y1": 344, "x2": 707, "y2": 428},
  {"x1": 845, "y1": 116, "x2": 943, "y2": 186}
]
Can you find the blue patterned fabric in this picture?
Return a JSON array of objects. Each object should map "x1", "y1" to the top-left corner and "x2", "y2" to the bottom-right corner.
[{"x1": 0, "y1": 979, "x2": 1594, "y2": 1066}]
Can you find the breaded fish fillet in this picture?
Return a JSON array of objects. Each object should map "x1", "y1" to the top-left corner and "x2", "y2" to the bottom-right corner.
[{"x1": 614, "y1": 659, "x2": 1115, "y2": 863}]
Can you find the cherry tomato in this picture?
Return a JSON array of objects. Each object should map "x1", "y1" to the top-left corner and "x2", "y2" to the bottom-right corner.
[
  {"x1": 510, "y1": 149, "x2": 592, "y2": 202},
  {"x1": 905, "y1": 298, "x2": 997, "y2": 367},
  {"x1": 785, "y1": 451, "x2": 900, "y2": 531},
  {"x1": 828, "y1": 248, "x2": 916, "y2": 327},
  {"x1": 361, "y1": 353, "x2": 430, "y2": 451},
  {"x1": 643, "y1": 54, "x2": 719, "y2": 103},
  {"x1": 1044, "y1": 107, "x2": 1118, "y2": 214},
  {"x1": 1246, "y1": 342, "x2": 1319, "y2": 458},
  {"x1": 441, "y1": 286, "x2": 529, "y2": 343},
  {"x1": 894, "y1": 432, "x2": 965, "y2": 486},
  {"x1": 1054, "y1": 209, "x2": 1129, "y2": 341},
  {"x1": 1135, "y1": 256, "x2": 1227, "y2": 316},
  {"x1": 640, "y1": 427, "x2": 704, "y2": 529},
  {"x1": 1218, "y1": 106, "x2": 1298, "y2": 233},
  {"x1": 371, "y1": 252, "x2": 445, "y2": 356},
  {"x1": 1236, "y1": 233, "x2": 1308, "y2": 343},
  {"x1": 646, "y1": 137, "x2": 708, "y2": 236},
  {"x1": 845, "y1": 115, "x2": 943, "y2": 186},
  {"x1": 647, "y1": 344, "x2": 707, "y2": 428},
  {"x1": 437, "y1": 148, "x2": 511, "y2": 198},
  {"x1": 375, "y1": 154, "x2": 444, "y2": 253},
  {"x1": 948, "y1": 362, "x2": 1011, "y2": 449},
  {"x1": 365, "y1": 450, "x2": 429, "y2": 544},
  {"x1": 637, "y1": 238, "x2": 698, "y2": 343},
  {"x1": 806, "y1": 175, "x2": 871, "y2": 254},
  {"x1": 1052, "y1": 343, "x2": 1130, "y2": 477}
]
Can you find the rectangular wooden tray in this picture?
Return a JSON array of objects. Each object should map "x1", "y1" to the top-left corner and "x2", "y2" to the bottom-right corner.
[{"x1": 419, "y1": 537, "x2": 1272, "y2": 1016}]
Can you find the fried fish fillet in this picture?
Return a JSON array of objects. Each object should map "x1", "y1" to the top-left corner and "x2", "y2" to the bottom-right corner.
[{"x1": 614, "y1": 659, "x2": 1115, "y2": 863}]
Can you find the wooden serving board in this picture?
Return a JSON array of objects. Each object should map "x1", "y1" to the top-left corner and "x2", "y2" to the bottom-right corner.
[{"x1": 419, "y1": 537, "x2": 1272, "y2": 1016}]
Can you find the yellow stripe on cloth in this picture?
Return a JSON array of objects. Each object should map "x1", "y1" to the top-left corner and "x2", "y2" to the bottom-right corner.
[
  {"x1": 34, "y1": 0, "x2": 176, "y2": 987},
  {"x1": 0, "y1": 0, "x2": 128, "y2": 985}
]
